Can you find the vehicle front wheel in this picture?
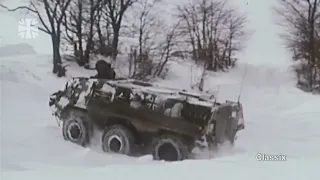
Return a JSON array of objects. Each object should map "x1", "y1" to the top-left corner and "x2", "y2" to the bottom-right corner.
[
  {"x1": 101, "y1": 125, "x2": 135, "y2": 155},
  {"x1": 62, "y1": 111, "x2": 92, "y2": 147}
]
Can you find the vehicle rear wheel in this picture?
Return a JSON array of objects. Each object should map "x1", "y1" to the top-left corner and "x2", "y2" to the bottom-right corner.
[
  {"x1": 152, "y1": 135, "x2": 189, "y2": 161},
  {"x1": 101, "y1": 125, "x2": 135, "y2": 155},
  {"x1": 62, "y1": 109, "x2": 92, "y2": 146}
]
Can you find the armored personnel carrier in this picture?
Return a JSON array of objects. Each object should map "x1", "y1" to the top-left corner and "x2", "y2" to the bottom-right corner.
[{"x1": 49, "y1": 77, "x2": 244, "y2": 161}]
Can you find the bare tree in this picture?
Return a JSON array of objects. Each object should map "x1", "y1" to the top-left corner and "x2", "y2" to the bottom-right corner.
[
  {"x1": 127, "y1": 0, "x2": 162, "y2": 80},
  {"x1": 63, "y1": 0, "x2": 85, "y2": 65},
  {"x1": 1, "y1": 0, "x2": 72, "y2": 76},
  {"x1": 275, "y1": 0, "x2": 320, "y2": 92},
  {"x1": 176, "y1": 0, "x2": 247, "y2": 90},
  {"x1": 176, "y1": 0, "x2": 247, "y2": 72},
  {"x1": 62, "y1": 0, "x2": 102, "y2": 66},
  {"x1": 93, "y1": 2, "x2": 113, "y2": 57},
  {"x1": 225, "y1": 11, "x2": 247, "y2": 67},
  {"x1": 103, "y1": 0, "x2": 138, "y2": 61},
  {"x1": 82, "y1": 0, "x2": 102, "y2": 64},
  {"x1": 153, "y1": 21, "x2": 181, "y2": 78}
]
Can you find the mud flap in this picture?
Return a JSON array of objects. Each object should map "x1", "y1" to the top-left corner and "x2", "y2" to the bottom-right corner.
[
  {"x1": 214, "y1": 105, "x2": 236, "y2": 144},
  {"x1": 226, "y1": 117, "x2": 238, "y2": 144}
]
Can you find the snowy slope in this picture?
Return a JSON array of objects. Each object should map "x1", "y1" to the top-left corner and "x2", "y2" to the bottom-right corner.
[
  {"x1": 1, "y1": 49, "x2": 320, "y2": 179},
  {"x1": 1, "y1": 0, "x2": 320, "y2": 179}
]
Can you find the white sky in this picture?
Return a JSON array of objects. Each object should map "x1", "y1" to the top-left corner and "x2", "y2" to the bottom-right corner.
[{"x1": 0, "y1": 0, "x2": 291, "y2": 67}]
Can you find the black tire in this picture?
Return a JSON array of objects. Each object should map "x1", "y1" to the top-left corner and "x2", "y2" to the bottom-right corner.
[
  {"x1": 152, "y1": 135, "x2": 189, "y2": 161},
  {"x1": 62, "y1": 108, "x2": 92, "y2": 147},
  {"x1": 101, "y1": 125, "x2": 135, "y2": 155}
]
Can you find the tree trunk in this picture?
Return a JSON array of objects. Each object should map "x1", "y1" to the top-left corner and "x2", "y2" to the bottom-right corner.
[
  {"x1": 96, "y1": 23, "x2": 107, "y2": 56},
  {"x1": 84, "y1": 22, "x2": 95, "y2": 64},
  {"x1": 52, "y1": 35, "x2": 62, "y2": 74},
  {"x1": 78, "y1": 35, "x2": 85, "y2": 66},
  {"x1": 111, "y1": 26, "x2": 120, "y2": 61}
]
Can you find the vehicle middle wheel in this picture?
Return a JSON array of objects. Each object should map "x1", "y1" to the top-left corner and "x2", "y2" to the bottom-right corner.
[{"x1": 101, "y1": 125, "x2": 135, "y2": 155}]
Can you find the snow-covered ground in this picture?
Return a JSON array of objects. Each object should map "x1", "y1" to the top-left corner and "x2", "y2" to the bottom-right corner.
[
  {"x1": 1, "y1": 0, "x2": 320, "y2": 179},
  {"x1": 1, "y1": 49, "x2": 320, "y2": 179}
]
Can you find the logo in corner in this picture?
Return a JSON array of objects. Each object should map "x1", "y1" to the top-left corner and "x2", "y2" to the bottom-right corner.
[{"x1": 18, "y1": 18, "x2": 39, "y2": 39}]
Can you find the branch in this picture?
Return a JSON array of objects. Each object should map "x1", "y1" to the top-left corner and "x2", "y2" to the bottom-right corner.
[
  {"x1": 38, "y1": 26, "x2": 50, "y2": 34},
  {"x1": 30, "y1": 2, "x2": 51, "y2": 34},
  {"x1": 0, "y1": 4, "x2": 37, "y2": 13},
  {"x1": 58, "y1": 0, "x2": 72, "y2": 24},
  {"x1": 0, "y1": 3, "x2": 52, "y2": 34}
]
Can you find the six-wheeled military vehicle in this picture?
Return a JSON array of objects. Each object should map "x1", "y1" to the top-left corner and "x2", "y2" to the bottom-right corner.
[{"x1": 49, "y1": 77, "x2": 244, "y2": 161}]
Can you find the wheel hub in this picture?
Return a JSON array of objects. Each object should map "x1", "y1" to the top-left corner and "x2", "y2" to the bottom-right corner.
[
  {"x1": 68, "y1": 123, "x2": 81, "y2": 140},
  {"x1": 157, "y1": 143, "x2": 178, "y2": 161},
  {"x1": 108, "y1": 135, "x2": 122, "y2": 152}
]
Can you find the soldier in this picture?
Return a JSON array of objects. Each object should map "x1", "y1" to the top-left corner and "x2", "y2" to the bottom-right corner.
[{"x1": 92, "y1": 60, "x2": 116, "y2": 79}]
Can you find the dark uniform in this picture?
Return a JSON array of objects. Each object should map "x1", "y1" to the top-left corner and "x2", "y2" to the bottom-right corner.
[{"x1": 92, "y1": 60, "x2": 116, "y2": 79}]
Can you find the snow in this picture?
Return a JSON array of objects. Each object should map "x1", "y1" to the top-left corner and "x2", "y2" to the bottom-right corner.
[
  {"x1": 2, "y1": 158, "x2": 317, "y2": 180},
  {"x1": 2, "y1": 51, "x2": 320, "y2": 179},
  {"x1": 106, "y1": 79, "x2": 218, "y2": 107},
  {"x1": 0, "y1": 43, "x2": 37, "y2": 57},
  {"x1": 1, "y1": 0, "x2": 320, "y2": 179}
]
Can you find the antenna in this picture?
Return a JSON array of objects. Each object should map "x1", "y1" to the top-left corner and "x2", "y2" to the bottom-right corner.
[
  {"x1": 190, "y1": 64, "x2": 193, "y2": 89},
  {"x1": 237, "y1": 64, "x2": 248, "y2": 103},
  {"x1": 214, "y1": 85, "x2": 220, "y2": 104}
]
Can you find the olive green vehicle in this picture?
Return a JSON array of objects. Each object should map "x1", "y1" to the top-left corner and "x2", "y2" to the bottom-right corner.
[{"x1": 49, "y1": 77, "x2": 244, "y2": 161}]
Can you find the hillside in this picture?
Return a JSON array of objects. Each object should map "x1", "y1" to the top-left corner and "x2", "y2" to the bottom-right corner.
[
  {"x1": 1, "y1": 44, "x2": 320, "y2": 179},
  {"x1": 1, "y1": 0, "x2": 320, "y2": 179}
]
